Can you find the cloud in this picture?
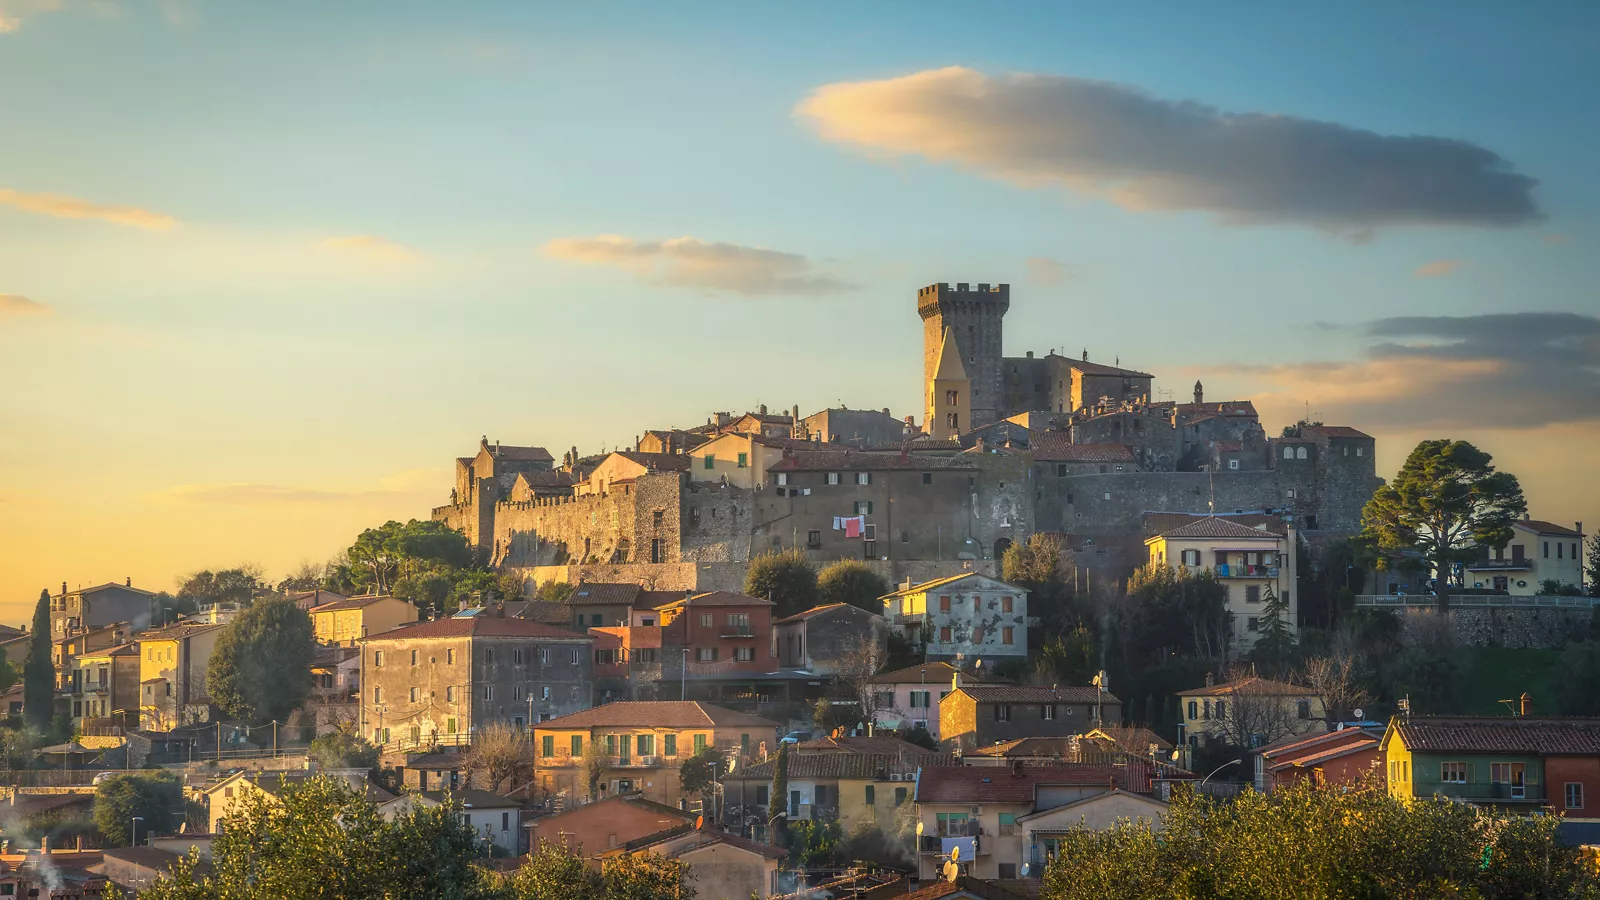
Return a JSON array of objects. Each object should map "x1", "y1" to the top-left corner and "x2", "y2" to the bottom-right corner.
[
  {"x1": 796, "y1": 67, "x2": 1541, "y2": 235},
  {"x1": 543, "y1": 234, "x2": 852, "y2": 296},
  {"x1": 1026, "y1": 256, "x2": 1069, "y2": 286},
  {"x1": 1413, "y1": 259, "x2": 1465, "y2": 278},
  {"x1": 1543, "y1": 233, "x2": 1571, "y2": 246},
  {"x1": 0, "y1": 294, "x2": 49, "y2": 316},
  {"x1": 157, "y1": 468, "x2": 444, "y2": 506},
  {"x1": 319, "y1": 234, "x2": 420, "y2": 264},
  {"x1": 0, "y1": 188, "x2": 177, "y2": 230},
  {"x1": 0, "y1": 0, "x2": 58, "y2": 33},
  {"x1": 1218, "y1": 312, "x2": 1600, "y2": 430}
]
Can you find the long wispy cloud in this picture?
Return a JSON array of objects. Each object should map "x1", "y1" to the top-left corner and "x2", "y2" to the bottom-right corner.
[
  {"x1": 157, "y1": 468, "x2": 444, "y2": 506},
  {"x1": 0, "y1": 294, "x2": 49, "y2": 316},
  {"x1": 1413, "y1": 259, "x2": 1465, "y2": 278},
  {"x1": 1222, "y1": 312, "x2": 1600, "y2": 430},
  {"x1": 0, "y1": 188, "x2": 177, "y2": 230},
  {"x1": 797, "y1": 67, "x2": 1541, "y2": 236},
  {"x1": 319, "y1": 234, "x2": 421, "y2": 264},
  {"x1": 543, "y1": 234, "x2": 852, "y2": 296}
]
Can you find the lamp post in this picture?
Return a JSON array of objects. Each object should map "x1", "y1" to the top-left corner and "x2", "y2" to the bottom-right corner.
[
  {"x1": 130, "y1": 816, "x2": 143, "y2": 848},
  {"x1": 1200, "y1": 758, "x2": 1242, "y2": 787}
]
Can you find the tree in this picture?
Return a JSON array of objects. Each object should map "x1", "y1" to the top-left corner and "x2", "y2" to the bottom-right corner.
[
  {"x1": 1247, "y1": 586, "x2": 1297, "y2": 676},
  {"x1": 678, "y1": 745, "x2": 722, "y2": 809},
  {"x1": 745, "y1": 549, "x2": 819, "y2": 618},
  {"x1": 830, "y1": 635, "x2": 886, "y2": 727},
  {"x1": 1557, "y1": 641, "x2": 1600, "y2": 716},
  {"x1": 786, "y1": 819, "x2": 843, "y2": 867},
  {"x1": 463, "y1": 723, "x2": 536, "y2": 793},
  {"x1": 769, "y1": 742, "x2": 790, "y2": 845},
  {"x1": 1209, "y1": 673, "x2": 1304, "y2": 749},
  {"x1": 176, "y1": 566, "x2": 268, "y2": 608},
  {"x1": 1587, "y1": 534, "x2": 1600, "y2": 596},
  {"x1": 1362, "y1": 440, "x2": 1525, "y2": 609},
  {"x1": 207, "y1": 598, "x2": 315, "y2": 724},
  {"x1": 1002, "y1": 533, "x2": 1083, "y2": 631},
  {"x1": 1304, "y1": 653, "x2": 1370, "y2": 725},
  {"x1": 308, "y1": 728, "x2": 380, "y2": 771},
  {"x1": 535, "y1": 581, "x2": 577, "y2": 604},
  {"x1": 500, "y1": 840, "x2": 602, "y2": 900},
  {"x1": 392, "y1": 572, "x2": 453, "y2": 614},
  {"x1": 1031, "y1": 624, "x2": 1097, "y2": 688},
  {"x1": 276, "y1": 560, "x2": 327, "y2": 593},
  {"x1": 816, "y1": 560, "x2": 890, "y2": 614},
  {"x1": 94, "y1": 772, "x2": 185, "y2": 846},
  {"x1": 1120, "y1": 564, "x2": 1231, "y2": 664},
  {"x1": 346, "y1": 519, "x2": 475, "y2": 595},
  {"x1": 604, "y1": 853, "x2": 695, "y2": 900},
  {"x1": 23, "y1": 589, "x2": 53, "y2": 733},
  {"x1": 583, "y1": 734, "x2": 609, "y2": 801}
]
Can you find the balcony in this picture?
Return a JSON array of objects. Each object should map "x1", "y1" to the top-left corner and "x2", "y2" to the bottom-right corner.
[
  {"x1": 917, "y1": 827, "x2": 987, "y2": 855},
  {"x1": 83, "y1": 682, "x2": 109, "y2": 695},
  {"x1": 719, "y1": 628, "x2": 755, "y2": 638},
  {"x1": 1464, "y1": 559, "x2": 1532, "y2": 571},
  {"x1": 1215, "y1": 564, "x2": 1278, "y2": 579}
]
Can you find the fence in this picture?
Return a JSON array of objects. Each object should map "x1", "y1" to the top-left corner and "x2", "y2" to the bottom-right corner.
[{"x1": 1355, "y1": 594, "x2": 1598, "y2": 610}]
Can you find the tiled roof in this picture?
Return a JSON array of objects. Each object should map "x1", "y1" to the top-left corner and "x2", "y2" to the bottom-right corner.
[
  {"x1": 868, "y1": 661, "x2": 1003, "y2": 685},
  {"x1": 572, "y1": 583, "x2": 644, "y2": 605},
  {"x1": 415, "y1": 789, "x2": 521, "y2": 808},
  {"x1": 405, "y1": 752, "x2": 466, "y2": 769},
  {"x1": 488, "y1": 444, "x2": 554, "y2": 462},
  {"x1": 915, "y1": 765, "x2": 1140, "y2": 803},
  {"x1": 1070, "y1": 359, "x2": 1153, "y2": 378},
  {"x1": 1518, "y1": 519, "x2": 1584, "y2": 537},
  {"x1": 1391, "y1": 717, "x2": 1600, "y2": 755},
  {"x1": 957, "y1": 685, "x2": 1120, "y2": 705},
  {"x1": 1141, "y1": 512, "x2": 1286, "y2": 538},
  {"x1": 1301, "y1": 425, "x2": 1372, "y2": 440},
  {"x1": 1176, "y1": 401, "x2": 1259, "y2": 418},
  {"x1": 1155, "y1": 517, "x2": 1284, "y2": 540},
  {"x1": 1266, "y1": 738, "x2": 1380, "y2": 772},
  {"x1": 653, "y1": 591, "x2": 771, "y2": 610},
  {"x1": 505, "y1": 600, "x2": 574, "y2": 625},
  {"x1": 736, "y1": 752, "x2": 950, "y2": 782},
  {"x1": 534, "y1": 701, "x2": 779, "y2": 730},
  {"x1": 310, "y1": 594, "x2": 400, "y2": 613},
  {"x1": 879, "y1": 572, "x2": 1020, "y2": 599},
  {"x1": 1031, "y1": 435, "x2": 1135, "y2": 463},
  {"x1": 63, "y1": 582, "x2": 157, "y2": 599},
  {"x1": 965, "y1": 737, "x2": 1080, "y2": 758},
  {"x1": 1258, "y1": 726, "x2": 1381, "y2": 759},
  {"x1": 79, "y1": 641, "x2": 139, "y2": 658},
  {"x1": 794, "y1": 735, "x2": 938, "y2": 755},
  {"x1": 774, "y1": 603, "x2": 850, "y2": 624},
  {"x1": 610, "y1": 451, "x2": 693, "y2": 472},
  {"x1": 1084, "y1": 726, "x2": 1174, "y2": 753},
  {"x1": 1178, "y1": 676, "x2": 1314, "y2": 698},
  {"x1": 311, "y1": 646, "x2": 359, "y2": 667},
  {"x1": 362, "y1": 616, "x2": 591, "y2": 642},
  {"x1": 286, "y1": 590, "x2": 348, "y2": 609},
  {"x1": 769, "y1": 451, "x2": 976, "y2": 472},
  {"x1": 514, "y1": 471, "x2": 575, "y2": 487},
  {"x1": 137, "y1": 622, "x2": 225, "y2": 641},
  {"x1": 637, "y1": 590, "x2": 685, "y2": 610},
  {"x1": 101, "y1": 846, "x2": 212, "y2": 877}
]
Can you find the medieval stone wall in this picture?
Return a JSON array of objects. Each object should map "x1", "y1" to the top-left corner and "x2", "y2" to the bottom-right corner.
[
  {"x1": 491, "y1": 473, "x2": 684, "y2": 568},
  {"x1": 1397, "y1": 606, "x2": 1594, "y2": 650}
]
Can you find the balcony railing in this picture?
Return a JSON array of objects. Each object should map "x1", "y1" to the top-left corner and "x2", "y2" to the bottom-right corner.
[
  {"x1": 1464, "y1": 559, "x2": 1532, "y2": 571},
  {"x1": 1215, "y1": 564, "x2": 1278, "y2": 578},
  {"x1": 1355, "y1": 594, "x2": 1598, "y2": 610},
  {"x1": 719, "y1": 628, "x2": 755, "y2": 638}
]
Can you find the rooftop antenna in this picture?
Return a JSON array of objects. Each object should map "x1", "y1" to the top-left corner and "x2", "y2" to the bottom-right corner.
[{"x1": 1208, "y1": 468, "x2": 1216, "y2": 516}]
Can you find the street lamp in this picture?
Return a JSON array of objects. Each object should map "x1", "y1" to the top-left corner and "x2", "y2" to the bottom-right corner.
[
  {"x1": 130, "y1": 816, "x2": 144, "y2": 848},
  {"x1": 1200, "y1": 758, "x2": 1242, "y2": 786}
]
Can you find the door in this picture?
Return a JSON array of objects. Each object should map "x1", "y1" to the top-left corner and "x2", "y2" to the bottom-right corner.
[
  {"x1": 1493, "y1": 576, "x2": 1508, "y2": 592},
  {"x1": 1510, "y1": 764, "x2": 1525, "y2": 799}
]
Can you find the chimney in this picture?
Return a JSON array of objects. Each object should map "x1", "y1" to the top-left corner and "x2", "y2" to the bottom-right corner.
[
  {"x1": 1520, "y1": 692, "x2": 1533, "y2": 717},
  {"x1": 40, "y1": 836, "x2": 48, "y2": 855},
  {"x1": 1524, "y1": 512, "x2": 1531, "y2": 521},
  {"x1": 125, "y1": 576, "x2": 132, "y2": 587},
  {"x1": 1577, "y1": 521, "x2": 1584, "y2": 536},
  {"x1": 758, "y1": 403, "x2": 767, "y2": 416},
  {"x1": 1204, "y1": 672, "x2": 1214, "y2": 687},
  {"x1": 75, "y1": 835, "x2": 83, "y2": 851},
  {"x1": 62, "y1": 581, "x2": 68, "y2": 596}
]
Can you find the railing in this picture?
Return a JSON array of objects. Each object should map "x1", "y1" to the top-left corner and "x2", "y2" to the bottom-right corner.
[
  {"x1": 1355, "y1": 594, "x2": 1598, "y2": 610},
  {"x1": 1215, "y1": 564, "x2": 1278, "y2": 578},
  {"x1": 1463, "y1": 559, "x2": 1533, "y2": 571}
]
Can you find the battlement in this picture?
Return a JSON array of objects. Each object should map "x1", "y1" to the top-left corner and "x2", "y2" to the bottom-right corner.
[{"x1": 918, "y1": 282, "x2": 1010, "y2": 318}]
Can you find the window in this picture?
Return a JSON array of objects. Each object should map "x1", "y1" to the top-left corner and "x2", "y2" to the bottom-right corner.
[
  {"x1": 699, "y1": 613, "x2": 713, "y2": 628},
  {"x1": 514, "y1": 685, "x2": 525, "y2": 701},
  {"x1": 946, "y1": 413, "x2": 958, "y2": 429},
  {"x1": 571, "y1": 735, "x2": 583, "y2": 756},
  {"x1": 998, "y1": 812, "x2": 1019, "y2": 836},
  {"x1": 483, "y1": 648, "x2": 494, "y2": 665},
  {"x1": 409, "y1": 687, "x2": 419, "y2": 702},
  {"x1": 446, "y1": 686, "x2": 455, "y2": 702},
  {"x1": 571, "y1": 649, "x2": 580, "y2": 665},
  {"x1": 696, "y1": 648, "x2": 718, "y2": 662},
  {"x1": 901, "y1": 530, "x2": 910, "y2": 543},
  {"x1": 373, "y1": 687, "x2": 383, "y2": 704},
  {"x1": 1228, "y1": 459, "x2": 1239, "y2": 470},
  {"x1": 807, "y1": 530, "x2": 821, "y2": 548},
  {"x1": 1557, "y1": 543, "x2": 1564, "y2": 559},
  {"x1": 756, "y1": 785, "x2": 769, "y2": 807},
  {"x1": 447, "y1": 649, "x2": 456, "y2": 665},
  {"x1": 827, "y1": 472, "x2": 840, "y2": 485},
  {"x1": 543, "y1": 686, "x2": 551, "y2": 700},
  {"x1": 1567, "y1": 782, "x2": 1584, "y2": 809},
  {"x1": 972, "y1": 627, "x2": 983, "y2": 644},
  {"x1": 410, "y1": 650, "x2": 419, "y2": 666},
  {"x1": 935, "y1": 812, "x2": 969, "y2": 836},
  {"x1": 605, "y1": 735, "x2": 616, "y2": 755},
  {"x1": 894, "y1": 787, "x2": 907, "y2": 806},
  {"x1": 939, "y1": 595, "x2": 952, "y2": 612},
  {"x1": 513, "y1": 648, "x2": 524, "y2": 665},
  {"x1": 1283, "y1": 446, "x2": 1294, "y2": 459},
  {"x1": 1356, "y1": 447, "x2": 1363, "y2": 457},
  {"x1": 923, "y1": 472, "x2": 933, "y2": 485},
  {"x1": 1188, "y1": 701, "x2": 1198, "y2": 719},
  {"x1": 1002, "y1": 595, "x2": 1013, "y2": 613},
  {"x1": 373, "y1": 651, "x2": 384, "y2": 668},
  {"x1": 638, "y1": 735, "x2": 654, "y2": 755},
  {"x1": 1296, "y1": 446, "x2": 1308, "y2": 460},
  {"x1": 664, "y1": 734, "x2": 677, "y2": 756},
  {"x1": 856, "y1": 472, "x2": 871, "y2": 485},
  {"x1": 945, "y1": 390, "x2": 959, "y2": 406},
  {"x1": 864, "y1": 785, "x2": 875, "y2": 806},
  {"x1": 542, "y1": 736, "x2": 554, "y2": 757},
  {"x1": 728, "y1": 613, "x2": 750, "y2": 630},
  {"x1": 1441, "y1": 762, "x2": 1468, "y2": 784},
  {"x1": 1215, "y1": 700, "x2": 1226, "y2": 719},
  {"x1": 694, "y1": 734, "x2": 707, "y2": 753},
  {"x1": 735, "y1": 647, "x2": 755, "y2": 661},
  {"x1": 1246, "y1": 585, "x2": 1261, "y2": 603},
  {"x1": 1543, "y1": 541, "x2": 1550, "y2": 559},
  {"x1": 737, "y1": 452, "x2": 748, "y2": 468},
  {"x1": 1042, "y1": 704, "x2": 1055, "y2": 720},
  {"x1": 1296, "y1": 700, "x2": 1311, "y2": 719},
  {"x1": 994, "y1": 704, "x2": 1011, "y2": 722},
  {"x1": 1104, "y1": 491, "x2": 1111, "y2": 501},
  {"x1": 1247, "y1": 617, "x2": 1260, "y2": 632},
  {"x1": 998, "y1": 864, "x2": 1017, "y2": 879},
  {"x1": 1002, "y1": 627, "x2": 1014, "y2": 644},
  {"x1": 909, "y1": 690, "x2": 931, "y2": 709},
  {"x1": 703, "y1": 455, "x2": 715, "y2": 470},
  {"x1": 854, "y1": 500, "x2": 874, "y2": 515},
  {"x1": 483, "y1": 685, "x2": 494, "y2": 701},
  {"x1": 939, "y1": 626, "x2": 951, "y2": 643}
]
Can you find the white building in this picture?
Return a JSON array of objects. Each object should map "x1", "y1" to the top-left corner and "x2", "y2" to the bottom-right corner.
[
  {"x1": 878, "y1": 573, "x2": 1029, "y2": 665},
  {"x1": 1143, "y1": 516, "x2": 1297, "y2": 651},
  {"x1": 1465, "y1": 518, "x2": 1586, "y2": 595}
]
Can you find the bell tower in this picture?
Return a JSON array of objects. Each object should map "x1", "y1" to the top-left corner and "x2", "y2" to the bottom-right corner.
[{"x1": 919, "y1": 282, "x2": 1009, "y2": 432}]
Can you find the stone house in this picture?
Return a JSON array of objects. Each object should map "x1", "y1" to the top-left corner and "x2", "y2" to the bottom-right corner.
[
  {"x1": 70, "y1": 641, "x2": 139, "y2": 729},
  {"x1": 688, "y1": 432, "x2": 812, "y2": 490},
  {"x1": 1143, "y1": 516, "x2": 1297, "y2": 651},
  {"x1": 939, "y1": 685, "x2": 1121, "y2": 752},
  {"x1": 575, "y1": 451, "x2": 691, "y2": 498},
  {"x1": 359, "y1": 612, "x2": 594, "y2": 748},
  {"x1": 867, "y1": 662, "x2": 1004, "y2": 739},
  {"x1": 378, "y1": 790, "x2": 523, "y2": 855},
  {"x1": 1176, "y1": 676, "x2": 1326, "y2": 753},
  {"x1": 137, "y1": 622, "x2": 224, "y2": 731},
  {"x1": 400, "y1": 751, "x2": 468, "y2": 791},
  {"x1": 1030, "y1": 435, "x2": 1139, "y2": 476},
  {"x1": 637, "y1": 429, "x2": 711, "y2": 456},
  {"x1": 797, "y1": 407, "x2": 912, "y2": 448},
  {"x1": 601, "y1": 826, "x2": 785, "y2": 900},
  {"x1": 773, "y1": 603, "x2": 888, "y2": 676},
  {"x1": 1382, "y1": 712, "x2": 1600, "y2": 815},
  {"x1": 530, "y1": 701, "x2": 780, "y2": 809},
  {"x1": 310, "y1": 595, "x2": 419, "y2": 647},
  {"x1": 50, "y1": 580, "x2": 154, "y2": 638},
  {"x1": 524, "y1": 792, "x2": 695, "y2": 858},
  {"x1": 653, "y1": 592, "x2": 776, "y2": 674},
  {"x1": 1465, "y1": 518, "x2": 1586, "y2": 595},
  {"x1": 879, "y1": 573, "x2": 1029, "y2": 664}
]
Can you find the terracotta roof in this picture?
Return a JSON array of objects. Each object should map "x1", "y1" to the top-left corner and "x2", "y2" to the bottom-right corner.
[
  {"x1": 677, "y1": 828, "x2": 789, "y2": 860},
  {"x1": 414, "y1": 789, "x2": 521, "y2": 808},
  {"x1": 770, "y1": 451, "x2": 976, "y2": 473},
  {"x1": 310, "y1": 594, "x2": 401, "y2": 613},
  {"x1": 1084, "y1": 726, "x2": 1173, "y2": 753},
  {"x1": 1032, "y1": 436, "x2": 1136, "y2": 463},
  {"x1": 1154, "y1": 518, "x2": 1284, "y2": 540},
  {"x1": 534, "y1": 701, "x2": 779, "y2": 730},
  {"x1": 1390, "y1": 717, "x2": 1600, "y2": 755},
  {"x1": 915, "y1": 765, "x2": 1140, "y2": 803},
  {"x1": 78, "y1": 641, "x2": 139, "y2": 659},
  {"x1": 487, "y1": 444, "x2": 554, "y2": 462},
  {"x1": 311, "y1": 645, "x2": 359, "y2": 667},
  {"x1": 1518, "y1": 520, "x2": 1584, "y2": 537},
  {"x1": 1141, "y1": 512, "x2": 1286, "y2": 538},
  {"x1": 1266, "y1": 738, "x2": 1380, "y2": 772},
  {"x1": 61, "y1": 582, "x2": 157, "y2": 599},
  {"x1": 505, "y1": 600, "x2": 574, "y2": 625},
  {"x1": 137, "y1": 622, "x2": 224, "y2": 641},
  {"x1": 1070, "y1": 359, "x2": 1152, "y2": 379},
  {"x1": 286, "y1": 590, "x2": 347, "y2": 609},
  {"x1": 900, "y1": 438, "x2": 965, "y2": 452},
  {"x1": 572, "y1": 583, "x2": 644, "y2": 605},
  {"x1": 1301, "y1": 425, "x2": 1372, "y2": 440},
  {"x1": 956, "y1": 685, "x2": 1120, "y2": 705},
  {"x1": 774, "y1": 603, "x2": 851, "y2": 624},
  {"x1": 1257, "y1": 726, "x2": 1381, "y2": 758},
  {"x1": 793, "y1": 735, "x2": 938, "y2": 755},
  {"x1": 1178, "y1": 676, "x2": 1314, "y2": 698},
  {"x1": 610, "y1": 451, "x2": 692, "y2": 472},
  {"x1": 637, "y1": 590, "x2": 684, "y2": 610},
  {"x1": 868, "y1": 661, "x2": 1004, "y2": 685},
  {"x1": 653, "y1": 591, "x2": 771, "y2": 610},
  {"x1": 362, "y1": 616, "x2": 591, "y2": 642},
  {"x1": 964, "y1": 737, "x2": 1082, "y2": 758},
  {"x1": 879, "y1": 572, "x2": 1019, "y2": 599},
  {"x1": 735, "y1": 752, "x2": 948, "y2": 782},
  {"x1": 514, "y1": 471, "x2": 575, "y2": 487}
]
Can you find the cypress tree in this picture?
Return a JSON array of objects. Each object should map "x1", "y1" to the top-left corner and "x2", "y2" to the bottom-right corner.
[
  {"x1": 24, "y1": 589, "x2": 55, "y2": 733},
  {"x1": 768, "y1": 742, "x2": 790, "y2": 847}
]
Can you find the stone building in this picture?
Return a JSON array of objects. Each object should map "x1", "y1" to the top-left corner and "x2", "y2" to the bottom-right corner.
[
  {"x1": 773, "y1": 603, "x2": 888, "y2": 676},
  {"x1": 359, "y1": 611, "x2": 593, "y2": 747},
  {"x1": 434, "y1": 438, "x2": 557, "y2": 556},
  {"x1": 50, "y1": 580, "x2": 154, "y2": 637},
  {"x1": 938, "y1": 685, "x2": 1122, "y2": 751},
  {"x1": 797, "y1": 407, "x2": 913, "y2": 447},
  {"x1": 137, "y1": 622, "x2": 224, "y2": 731},
  {"x1": 920, "y1": 282, "x2": 1010, "y2": 431},
  {"x1": 879, "y1": 572, "x2": 1030, "y2": 664}
]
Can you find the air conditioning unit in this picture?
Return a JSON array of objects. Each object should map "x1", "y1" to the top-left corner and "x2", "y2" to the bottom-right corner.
[
  {"x1": 969, "y1": 805, "x2": 982, "y2": 815},
  {"x1": 639, "y1": 756, "x2": 656, "y2": 766},
  {"x1": 889, "y1": 773, "x2": 904, "y2": 782}
]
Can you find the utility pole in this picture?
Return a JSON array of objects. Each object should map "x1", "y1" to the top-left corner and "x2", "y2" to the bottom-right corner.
[{"x1": 216, "y1": 721, "x2": 221, "y2": 762}]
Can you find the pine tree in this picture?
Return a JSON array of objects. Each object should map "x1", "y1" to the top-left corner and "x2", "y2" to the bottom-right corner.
[
  {"x1": 1250, "y1": 585, "x2": 1297, "y2": 677},
  {"x1": 24, "y1": 589, "x2": 54, "y2": 733}
]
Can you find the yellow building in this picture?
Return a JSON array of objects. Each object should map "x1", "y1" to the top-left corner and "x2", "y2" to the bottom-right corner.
[
  {"x1": 724, "y1": 751, "x2": 927, "y2": 841},
  {"x1": 71, "y1": 642, "x2": 140, "y2": 729},
  {"x1": 531, "y1": 701, "x2": 779, "y2": 810},
  {"x1": 310, "y1": 595, "x2": 419, "y2": 647},
  {"x1": 688, "y1": 432, "x2": 805, "y2": 489},
  {"x1": 204, "y1": 771, "x2": 396, "y2": 834},
  {"x1": 1143, "y1": 516, "x2": 1297, "y2": 651},
  {"x1": 1176, "y1": 675, "x2": 1326, "y2": 759},
  {"x1": 574, "y1": 451, "x2": 692, "y2": 497},
  {"x1": 927, "y1": 327, "x2": 971, "y2": 441},
  {"x1": 137, "y1": 622, "x2": 224, "y2": 731}
]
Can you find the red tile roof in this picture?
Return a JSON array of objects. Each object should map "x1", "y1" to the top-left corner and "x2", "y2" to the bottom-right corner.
[
  {"x1": 868, "y1": 661, "x2": 1004, "y2": 685},
  {"x1": 1301, "y1": 425, "x2": 1372, "y2": 440},
  {"x1": 915, "y1": 765, "x2": 1141, "y2": 802},
  {"x1": 572, "y1": 583, "x2": 644, "y2": 605},
  {"x1": 1031, "y1": 434, "x2": 1136, "y2": 463},
  {"x1": 489, "y1": 444, "x2": 554, "y2": 462},
  {"x1": 653, "y1": 591, "x2": 772, "y2": 610},
  {"x1": 1176, "y1": 401, "x2": 1259, "y2": 419},
  {"x1": 774, "y1": 603, "x2": 853, "y2": 624},
  {"x1": 1071, "y1": 359, "x2": 1153, "y2": 378},
  {"x1": 533, "y1": 701, "x2": 779, "y2": 730},
  {"x1": 1154, "y1": 517, "x2": 1284, "y2": 540},
  {"x1": 310, "y1": 594, "x2": 403, "y2": 613},
  {"x1": 361, "y1": 616, "x2": 591, "y2": 642},
  {"x1": 1177, "y1": 676, "x2": 1314, "y2": 698},
  {"x1": 1141, "y1": 512, "x2": 1286, "y2": 538},
  {"x1": 956, "y1": 685, "x2": 1119, "y2": 705},
  {"x1": 770, "y1": 451, "x2": 976, "y2": 472},
  {"x1": 611, "y1": 451, "x2": 693, "y2": 472},
  {"x1": 736, "y1": 752, "x2": 951, "y2": 781},
  {"x1": 1391, "y1": 717, "x2": 1600, "y2": 755},
  {"x1": 1518, "y1": 520, "x2": 1584, "y2": 537},
  {"x1": 793, "y1": 735, "x2": 939, "y2": 755}
]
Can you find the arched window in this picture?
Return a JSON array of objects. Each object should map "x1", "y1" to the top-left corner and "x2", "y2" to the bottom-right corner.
[
  {"x1": 1283, "y1": 446, "x2": 1294, "y2": 459},
  {"x1": 1295, "y1": 446, "x2": 1308, "y2": 460}
]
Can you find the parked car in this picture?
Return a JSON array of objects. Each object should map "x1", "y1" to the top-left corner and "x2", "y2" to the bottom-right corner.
[{"x1": 780, "y1": 731, "x2": 812, "y2": 745}]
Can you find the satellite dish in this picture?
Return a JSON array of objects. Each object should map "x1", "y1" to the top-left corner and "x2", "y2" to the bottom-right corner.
[
  {"x1": 915, "y1": 822, "x2": 924, "y2": 837},
  {"x1": 950, "y1": 845, "x2": 961, "y2": 862},
  {"x1": 1353, "y1": 708, "x2": 1364, "y2": 720},
  {"x1": 694, "y1": 816, "x2": 703, "y2": 829},
  {"x1": 1336, "y1": 723, "x2": 1345, "y2": 732}
]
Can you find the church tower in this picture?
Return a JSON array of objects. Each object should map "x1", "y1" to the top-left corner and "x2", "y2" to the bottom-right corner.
[{"x1": 919, "y1": 282, "x2": 1008, "y2": 433}]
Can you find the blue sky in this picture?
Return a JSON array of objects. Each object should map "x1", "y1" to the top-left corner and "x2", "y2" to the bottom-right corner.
[{"x1": 2, "y1": 0, "x2": 1596, "y2": 615}]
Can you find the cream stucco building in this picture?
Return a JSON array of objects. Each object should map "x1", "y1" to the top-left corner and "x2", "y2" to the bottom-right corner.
[{"x1": 1144, "y1": 516, "x2": 1297, "y2": 651}]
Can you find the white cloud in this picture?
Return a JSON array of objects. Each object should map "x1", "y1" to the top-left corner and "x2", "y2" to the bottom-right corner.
[
  {"x1": 0, "y1": 187, "x2": 177, "y2": 230},
  {"x1": 543, "y1": 234, "x2": 852, "y2": 297},
  {"x1": 797, "y1": 67, "x2": 1541, "y2": 236},
  {"x1": 1413, "y1": 259, "x2": 1465, "y2": 278},
  {"x1": 1026, "y1": 256, "x2": 1069, "y2": 286},
  {"x1": 318, "y1": 234, "x2": 421, "y2": 264}
]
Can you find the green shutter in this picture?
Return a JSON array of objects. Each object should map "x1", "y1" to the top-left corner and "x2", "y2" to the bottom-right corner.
[
  {"x1": 541, "y1": 735, "x2": 554, "y2": 757},
  {"x1": 865, "y1": 785, "x2": 875, "y2": 806},
  {"x1": 704, "y1": 455, "x2": 715, "y2": 469},
  {"x1": 571, "y1": 735, "x2": 583, "y2": 755},
  {"x1": 694, "y1": 733, "x2": 707, "y2": 752},
  {"x1": 665, "y1": 733, "x2": 677, "y2": 756}
]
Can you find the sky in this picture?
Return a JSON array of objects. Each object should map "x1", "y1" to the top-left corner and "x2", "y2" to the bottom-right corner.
[{"x1": 2, "y1": 1, "x2": 1597, "y2": 622}]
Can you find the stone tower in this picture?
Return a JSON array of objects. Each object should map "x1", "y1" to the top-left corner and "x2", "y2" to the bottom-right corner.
[{"x1": 919, "y1": 282, "x2": 1009, "y2": 432}]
